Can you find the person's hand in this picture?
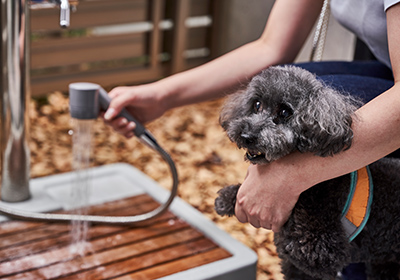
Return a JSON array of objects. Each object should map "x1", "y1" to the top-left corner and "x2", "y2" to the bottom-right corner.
[
  {"x1": 234, "y1": 159, "x2": 305, "y2": 232},
  {"x1": 102, "y1": 83, "x2": 168, "y2": 138}
]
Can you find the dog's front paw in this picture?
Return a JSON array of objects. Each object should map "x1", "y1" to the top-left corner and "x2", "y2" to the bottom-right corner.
[{"x1": 215, "y1": 184, "x2": 241, "y2": 217}]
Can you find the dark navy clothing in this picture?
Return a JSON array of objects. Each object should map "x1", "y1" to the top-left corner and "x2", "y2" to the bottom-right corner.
[{"x1": 296, "y1": 60, "x2": 394, "y2": 102}]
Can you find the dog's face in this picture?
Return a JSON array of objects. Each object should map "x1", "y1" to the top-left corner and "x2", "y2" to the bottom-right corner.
[{"x1": 220, "y1": 66, "x2": 361, "y2": 164}]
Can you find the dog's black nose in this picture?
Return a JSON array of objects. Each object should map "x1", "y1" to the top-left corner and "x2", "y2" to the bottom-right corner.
[{"x1": 240, "y1": 133, "x2": 256, "y2": 145}]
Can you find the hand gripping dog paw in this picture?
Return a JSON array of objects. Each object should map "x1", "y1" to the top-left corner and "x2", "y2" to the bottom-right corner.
[{"x1": 215, "y1": 65, "x2": 400, "y2": 279}]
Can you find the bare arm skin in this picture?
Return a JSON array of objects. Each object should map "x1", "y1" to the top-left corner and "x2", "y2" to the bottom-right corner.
[
  {"x1": 234, "y1": 3, "x2": 400, "y2": 232},
  {"x1": 104, "y1": 0, "x2": 323, "y2": 137}
]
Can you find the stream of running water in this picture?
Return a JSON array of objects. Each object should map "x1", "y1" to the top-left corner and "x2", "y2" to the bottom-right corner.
[{"x1": 68, "y1": 119, "x2": 93, "y2": 256}]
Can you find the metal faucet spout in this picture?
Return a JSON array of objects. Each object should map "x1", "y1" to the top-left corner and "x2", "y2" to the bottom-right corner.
[
  {"x1": 59, "y1": 0, "x2": 70, "y2": 28},
  {"x1": 29, "y1": 1, "x2": 77, "y2": 28}
]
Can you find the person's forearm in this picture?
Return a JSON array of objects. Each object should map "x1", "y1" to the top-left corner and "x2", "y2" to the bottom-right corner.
[
  {"x1": 157, "y1": 40, "x2": 279, "y2": 110},
  {"x1": 156, "y1": 0, "x2": 323, "y2": 111},
  {"x1": 285, "y1": 84, "x2": 400, "y2": 195}
]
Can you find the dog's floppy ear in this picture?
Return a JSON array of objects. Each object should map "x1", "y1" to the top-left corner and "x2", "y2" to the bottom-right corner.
[
  {"x1": 219, "y1": 89, "x2": 247, "y2": 131},
  {"x1": 294, "y1": 86, "x2": 361, "y2": 157}
]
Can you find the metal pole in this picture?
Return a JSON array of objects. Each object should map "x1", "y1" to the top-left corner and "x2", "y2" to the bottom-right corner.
[{"x1": 0, "y1": 0, "x2": 31, "y2": 202}]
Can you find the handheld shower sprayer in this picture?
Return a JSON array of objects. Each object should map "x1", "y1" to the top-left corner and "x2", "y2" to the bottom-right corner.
[
  {"x1": 69, "y1": 82, "x2": 158, "y2": 151},
  {"x1": 0, "y1": 83, "x2": 178, "y2": 224}
]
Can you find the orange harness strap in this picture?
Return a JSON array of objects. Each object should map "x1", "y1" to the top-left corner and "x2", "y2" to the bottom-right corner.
[{"x1": 341, "y1": 166, "x2": 374, "y2": 242}]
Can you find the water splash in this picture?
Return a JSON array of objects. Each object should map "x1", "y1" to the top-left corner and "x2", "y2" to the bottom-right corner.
[{"x1": 69, "y1": 119, "x2": 93, "y2": 256}]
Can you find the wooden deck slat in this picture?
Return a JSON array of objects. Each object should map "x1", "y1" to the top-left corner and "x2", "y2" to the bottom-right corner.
[
  {"x1": 57, "y1": 238, "x2": 218, "y2": 280},
  {"x1": 0, "y1": 205, "x2": 175, "y2": 261},
  {"x1": 0, "y1": 196, "x2": 164, "y2": 260},
  {"x1": 0, "y1": 221, "x2": 44, "y2": 236},
  {"x1": 1, "y1": 224, "x2": 193, "y2": 278},
  {"x1": 115, "y1": 248, "x2": 232, "y2": 280},
  {"x1": 0, "y1": 194, "x2": 154, "y2": 237},
  {"x1": 0, "y1": 223, "x2": 69, "y2": 249},
  {"x1": 0, "y1": 195, "x2": 232, "y2": 279},
  {"x1": 0, "y1": 195, "x2": 157, "y2": 249},
  {"x1": 12, "y1": 228, "x2": 200, "y2": 279},
  {"x1": 0, "y1": 220, "x2": 51, "y2": 238}
]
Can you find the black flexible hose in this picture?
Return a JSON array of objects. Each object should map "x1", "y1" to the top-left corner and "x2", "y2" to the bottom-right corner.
[{"x1": 0, "y1": 134, "x2": 178, "y2": 224}]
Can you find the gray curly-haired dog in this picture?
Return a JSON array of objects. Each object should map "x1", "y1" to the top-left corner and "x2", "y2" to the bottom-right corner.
[{"x1": 215, "y1": 65, "x2": 400, "y2": 279}]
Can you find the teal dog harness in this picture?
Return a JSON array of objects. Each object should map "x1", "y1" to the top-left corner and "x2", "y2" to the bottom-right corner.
[{"x1": 341, "y1": 166, "x2": 374, "y2": 242}]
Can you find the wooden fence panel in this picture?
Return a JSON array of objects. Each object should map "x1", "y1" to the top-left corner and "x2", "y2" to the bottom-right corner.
[
  {"x1": 31, "y1": 0, "x2": 148, "y2": 31},
  {"x1": 31, "y1": 34, "x2": 146, "y2": 69},
  {"x1": 29, "y1": 0, "x2": 221, "y2": 96}
]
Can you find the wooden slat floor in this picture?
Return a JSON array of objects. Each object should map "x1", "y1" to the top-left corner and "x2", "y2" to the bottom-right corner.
[{"x1": 0, "y1": 195, "x2": 231, "y2": 279}]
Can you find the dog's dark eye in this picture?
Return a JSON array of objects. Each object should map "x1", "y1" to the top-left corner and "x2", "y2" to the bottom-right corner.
[
  {"x1": 273, "y1": 104, "x2": 293, "y2": 124},
  {"x1": 253, "y1": 101, "x2": 263, "y2": 113}
]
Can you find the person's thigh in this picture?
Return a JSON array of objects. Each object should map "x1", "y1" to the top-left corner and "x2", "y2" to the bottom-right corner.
[
  {"x1": 295, "y1": 61, "x2": 394, "y2": 103},
  {"x1": 316, "y1": 74, "x2": 394, "y2": 103},
  {"x1": 295, "y1": 61, "x2": 393, "y2": 80}
]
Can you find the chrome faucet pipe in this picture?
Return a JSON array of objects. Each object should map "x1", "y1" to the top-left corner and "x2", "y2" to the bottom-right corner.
[
  {"x1": 0, "y1": 0, "x2": 31, "y2": 202},
  {"x1": 0, "y1": 0, "x2": 77, "y2": 202}
]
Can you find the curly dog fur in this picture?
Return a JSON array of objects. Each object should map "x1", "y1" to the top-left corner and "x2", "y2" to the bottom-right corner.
[{"x1": 215, "y1": 65, "x2": 400, "y2": 279}]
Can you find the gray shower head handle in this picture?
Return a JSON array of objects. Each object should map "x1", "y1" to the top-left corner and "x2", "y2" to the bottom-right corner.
[{"x1": 69, "y1": 82, "x2": 145, "y2": 137}]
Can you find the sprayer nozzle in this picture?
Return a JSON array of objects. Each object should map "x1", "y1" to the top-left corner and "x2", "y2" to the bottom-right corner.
[
  {"x1": 69, "y1": 82, "x2": 147, "y2": 137},
  {"x1": 69, "y1": 83, "x2": 100, "y2": 120}
]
